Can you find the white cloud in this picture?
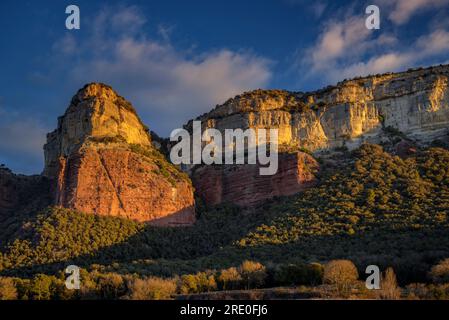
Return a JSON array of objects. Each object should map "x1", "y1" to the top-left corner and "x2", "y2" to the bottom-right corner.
[
  {"x1": 298, "y1": 8, "x2": 449, "y2": 85},
  {"x1": 309, "y1": 16, "x2": 371, "y2": 68},
  {"x1": 416, "y1": 29, "x2": 449, "y2": 55},
  {"x1": 53, "y1": 6, "x2": 272, "y2": 135},
  {"x1": 157, "y1": 24, "x2": 175, "y2": 43},
  {"x1": 299, "y1": 14, "x2": 398, "y2": 81},
  {"x1": 380, "y1": 0, "x2": 449, "y2": 25},
  {"x1": 0, "y1": 107, "x2": 47, "y2": 174},
  {"x1": 52, "y1": 34, "x2": 77, "y2": 55},
  {"x1": 334, "y1": 53, "x2": 411, "y2": 81},
  {"x1": 283, "y1": 0, "x2": 327, "y2": 17},
  {"x1": 0, "y1": 118, "x2": 46, "y2": 157},
  {"x1": 336, "y1": 30, "x2": 449, "y2": 80}
]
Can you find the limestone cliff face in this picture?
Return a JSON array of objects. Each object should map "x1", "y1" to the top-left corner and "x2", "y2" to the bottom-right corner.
[
  {"x1": 188, "y1": 65, "x2": 449, "y2": 153},
  {"x1": 188, "y1": 65, "x2": 449, "y2": 207},
  {"x1": 44, "y1": 83, "x2": 195, "y2": 225},
  {"x1": 44, "y1": 83, "x2": 151, "y2": 178}
]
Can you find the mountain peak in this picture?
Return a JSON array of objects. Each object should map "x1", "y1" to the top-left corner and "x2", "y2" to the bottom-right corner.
[
  {"x1": 43, "y1": 84, "x2": 151, "y2": 177},
  {"x1": 41, "y1": 84, "x2": 195, "y2": 225}
]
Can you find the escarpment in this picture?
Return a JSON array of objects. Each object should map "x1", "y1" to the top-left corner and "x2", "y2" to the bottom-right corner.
[
  {"x1": 188, "y1": 65, "x2": 449, "y2": 207},
  {"x1": 187, "y1": 65, "x2": 449, "y2": 153},
  {"x1": 43, "y1": 83, "x2": 195, "y2": 225},
  {"x1": 3, "y1": 64, "x2": 449, "y2": 220}
]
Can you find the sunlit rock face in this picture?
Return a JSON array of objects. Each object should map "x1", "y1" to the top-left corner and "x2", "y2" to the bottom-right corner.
[
  {"x1": 43, "y1": 83, "x2": 195, "y2": 225},
  {"x1": 43, "y1": 83, "x2": 152, "y2": 178},
  {"x1": 188, "y1": 65, "x2": 449, "y2": 207},
  {"x1": 187, "y1": 65, "x2": 449, "y2": 153}
]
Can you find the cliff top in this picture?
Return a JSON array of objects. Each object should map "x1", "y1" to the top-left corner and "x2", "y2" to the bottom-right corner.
[
  {"x1": 43, "y1": 83, "x2": 153, "y2": 177},
  {"x1": 194, "y1": 63, "x2": 449, "y2": 120},
  {"x1": 68, "y1": 82, "x2": 140, "y2": 116}
]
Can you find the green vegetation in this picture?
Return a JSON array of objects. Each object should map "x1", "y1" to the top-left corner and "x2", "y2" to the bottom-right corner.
[
  {"x1": 0, "y1": 260, "x2": 323, "y2": 300},
  {"x1": 88, "y1": 135, "x2": 127, "y2": 144},
  {"x1": 0, "y1": 143, "x2": 448, "y2": 299},
  {"x1": 129, "y1": 143, "x2": 190, "y2": 186}
]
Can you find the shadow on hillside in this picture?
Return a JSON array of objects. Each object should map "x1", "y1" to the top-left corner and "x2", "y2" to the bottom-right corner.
[
  {"x1": 2, "y1": 213, "x2": 449, "y2": 284},
  {"x1": 0, "y1": 201, "x2": 288, "y2": 277},
  {"x1": 0, "y1": 175, "x2": 53, "y2": 249}
]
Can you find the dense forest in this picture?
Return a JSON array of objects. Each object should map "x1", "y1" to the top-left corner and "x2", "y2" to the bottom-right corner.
[{"x1": 0, "y1": 143, "x2": 449, "y2": 299}]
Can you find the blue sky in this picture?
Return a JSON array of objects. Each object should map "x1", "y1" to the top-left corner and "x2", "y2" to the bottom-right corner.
[{"x1": 1, "y1": 0, "x2": 449, "y2": 174}]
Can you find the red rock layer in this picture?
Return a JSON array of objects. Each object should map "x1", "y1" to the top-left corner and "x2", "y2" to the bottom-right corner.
[
  {"x1": 55, "y1": 148, "x2": 195, "y2": 226},
  {"x1": 192, "y1": 152, "x2": 319, "y2": 207}
]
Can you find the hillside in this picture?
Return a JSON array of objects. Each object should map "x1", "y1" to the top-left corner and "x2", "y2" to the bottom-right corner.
[
  {"x1": 1, "y1": 144, "x2": 448, "y2": 288},
  {"x1": 1, "y1": 65, "x2": 449, "y2": 299}
]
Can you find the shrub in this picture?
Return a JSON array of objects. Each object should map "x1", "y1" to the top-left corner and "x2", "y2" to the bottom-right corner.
[
  {"x1": 127, "y1": 277, "x2": 177, "y2": 300},
  {"x1": 0, "y1": 277, "x2": 18, "y2": 300},
  {"x1": 307, "y1": 263, "x2": 325, "y2": 285},
  {"x1": 323, "y1": 260, "x2": 358, "y2": 294},
  {"x1": 429, "y1": 258, "x2": 449, "y2": 284},
  {"x1": 89, "y1": 135, "x2": 126, "y2": 144},
  {"x1": 179, "y1": 272, "x2": 217, "y2": 294},
  {"x1": 217, "y1": 267, "x2": 242, "y2": 290},
  {"x1": 405, "y1": 283, "x2": 449, "y2": 300},
  {"x1": 378, "y1": 268, "x2": 401, "y2": 300},
  {"x1": 273, "y1": 263, "x2": 323, "y2": 286},
  {"x1": 97, "y1": 273, "x2": 126, "y2": 299},
  {"x1": 239, "y1": 261, "x2": 267, "y2": 290},
  {"x1": 27, "y1": 274, "x2": 58, "y2": 300}
]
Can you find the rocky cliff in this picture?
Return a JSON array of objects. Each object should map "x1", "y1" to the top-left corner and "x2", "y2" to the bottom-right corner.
[
  {"x1": 43, "y1": 83, "x2": 152, "y2": 178},
  {"x1": 188, "y1": 65, "x2": 449, "y2": 207},
  {"x1": 192, "y1": 152, "x2": 319, "y2": 207},
  {"x1": 4, "y1": 65, "x2": 449, "y2": 219},
  {"x1": 43, "y1": 83, "x2": 195, "y2": 225},
  {"x1": 188, "y1": 65, "x2": 449, "y2": 153}
]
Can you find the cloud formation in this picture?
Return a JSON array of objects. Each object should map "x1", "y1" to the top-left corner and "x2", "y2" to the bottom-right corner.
[
  {"x1": 381, "y1": 0, "x2": 449, "y2": 25},
  {"x1": 0, "y1": 108, "x2": 47, "y2": 174},
  {"x1": 298, "y1": 9, "x2": 449, "y2": 85},
  {"x1": 54, "y1": 6, "x2": 272, "y2": 135}
]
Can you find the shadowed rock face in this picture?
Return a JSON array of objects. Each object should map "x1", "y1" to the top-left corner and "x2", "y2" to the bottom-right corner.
[
  {"x1": 43, "y1": 83, "x2": 195, "y2": 225},
  {"x1": 43, "y1": 83, "x2": 152, "y2": 178},
  {"x1": 0, "y1": 167, "x2": 52, "y2": 216}
]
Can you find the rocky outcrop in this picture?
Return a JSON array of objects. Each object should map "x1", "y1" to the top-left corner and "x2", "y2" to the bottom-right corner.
[
  {"x1": 6, "y1": 65, "x2": 449, "y2": 216},
  {"x1": 43, "y1": 83, "x2": 195, "y2": 225},
  {"x1": 187, "y1": 65, "x2": 449, "y2": 153},
  {"x1": 44, "y1": 83, "x2": 152, "y2": 178},
  {"x1": 187, "y1": 65, "x2": 449, "y2": 207},
  {"x1": 54, "y1": 148, "x2": 195, "y2": 224},
  {"x1": 192, "y1": 152, "x2": 319, "y2": 207}
]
